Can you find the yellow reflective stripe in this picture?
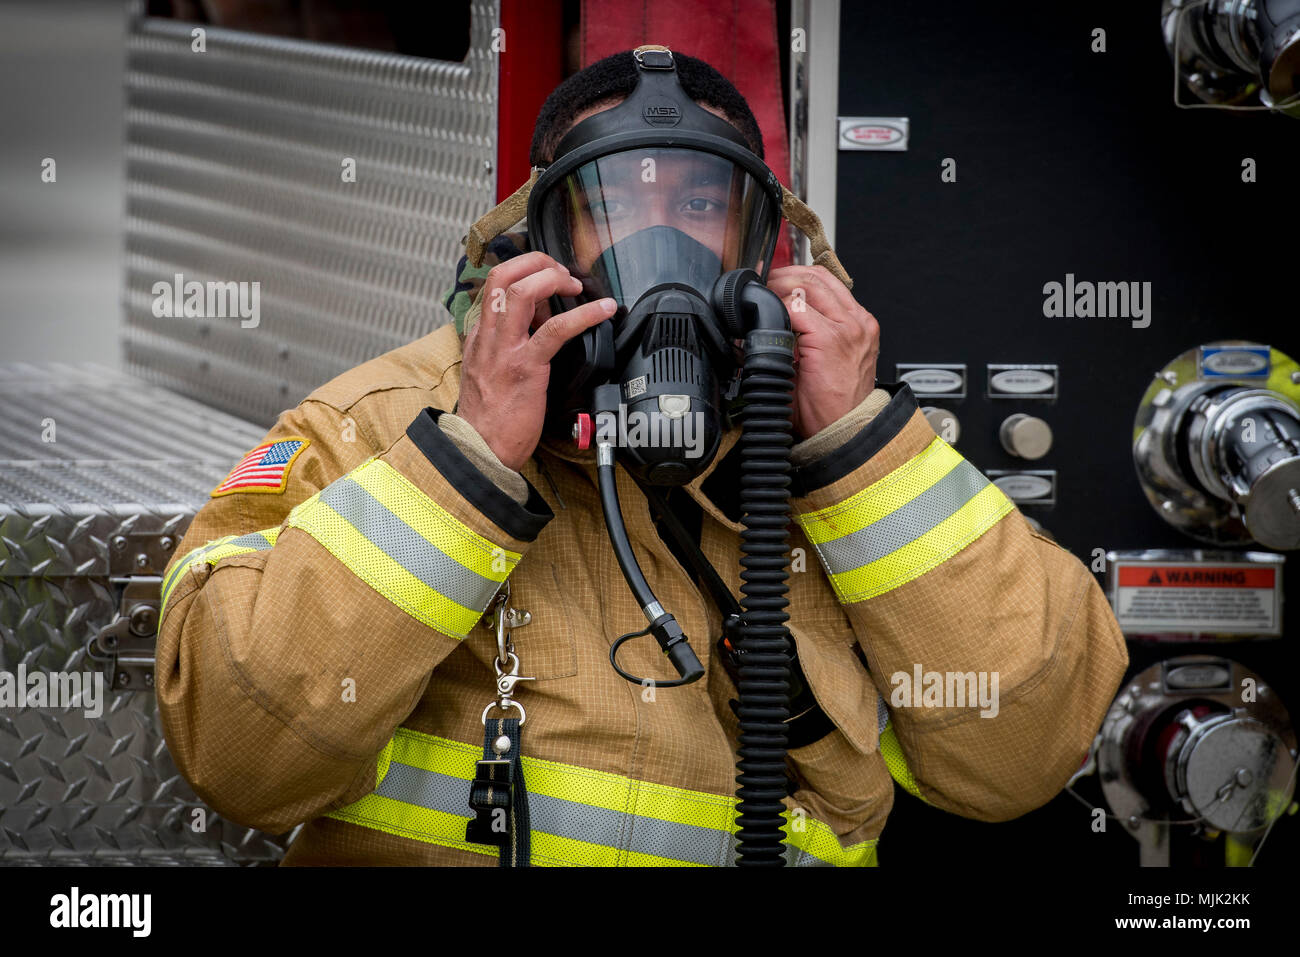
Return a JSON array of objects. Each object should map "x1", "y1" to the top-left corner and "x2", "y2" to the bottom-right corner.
[
  {"x1": 329, "y1": 728, "x2": 879, "y2": 867},
  {"x1": 388, "y1": 730, "x2": 736, "y2": 833},
  {"x1": 523, "y1": 759, "x2": 736, "y2": 833},
  {"x1": 348, "y1": 458, "x2": 521, "y2": 579},
  {"x1": 288, "y1": 492, "x2": 486, "y2": 639},
  {"x1": 328, "y1": 795, "x2": 700, "y2": 867},
  {"x1": 798, "y1": 438, "x2": 965, "y2": 546},
  {"x1": 285, "y1": 458, "x2": 518, "y2": 639},
  {"x1": 794, "y1": 437, "x2": 1015, "y2": 602},
  {"x1": 375, "y1": 737, "x2": 395, "y2": 787},
  {"x1": 331, "y1": 736, "x2": 699, "y2": 866},
  {"x1": 390, "y1": 726, "x2": 479, "y2": 773},
  {"x1": 330, "y1": 793, "x2": 497, "y2": 860},
  {"x1": 195, "y1": 531, "x2": 278, "y2": 567},
  {"x1": 159, "y1": 528, "x2": 280, "y2": 621},
  {"x1": 530, "y1": 833, "x2": 698, "y2": 867},
  {"x1": 826, "y1": 483, "x2": 1014, "y2": 602},
  {"x1": 785, "y1": 815, "x2": 879, "y2": 866},
  {"x1": 161, "y1": 538, "x2": 229, "y2": 613},
  {"x1": 879, "y1": 721, "x2": 929, "y2": 803}
]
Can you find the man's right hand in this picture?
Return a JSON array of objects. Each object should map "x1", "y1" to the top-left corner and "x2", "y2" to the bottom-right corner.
[{"x1": 456, "y1": 251, "x2": 617, "y2": 472}]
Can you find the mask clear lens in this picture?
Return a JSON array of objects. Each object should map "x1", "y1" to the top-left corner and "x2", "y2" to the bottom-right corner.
[{"x1": 533, "y1": 147, "x2": 779, "y2": 310}]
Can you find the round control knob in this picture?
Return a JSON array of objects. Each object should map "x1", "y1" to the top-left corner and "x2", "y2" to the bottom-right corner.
[
  {"x1": 921, "y1": 406, "x2": 961, "y2": 444},
  {"x1": 999, "y1": 414, "x2": 1053, "y2": 459}
]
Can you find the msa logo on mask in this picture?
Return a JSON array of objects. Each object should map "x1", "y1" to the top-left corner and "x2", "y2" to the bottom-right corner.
[{"x1": 642, "y1": 98, "x2": 682, "y2": 126}]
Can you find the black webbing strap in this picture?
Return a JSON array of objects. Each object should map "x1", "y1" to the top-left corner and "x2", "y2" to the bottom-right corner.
[
  {"x1": 632, "y1": 478, "x2": 836, "y2": 749},
  {"x1": 466, "y1": 716, "x2": 531, "y2": 866},
  {"x1": 634, "y1": 478, "x2": 744, "y2": 622}
]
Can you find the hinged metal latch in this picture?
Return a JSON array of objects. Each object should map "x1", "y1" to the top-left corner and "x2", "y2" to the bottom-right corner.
[{"x1": 88, "y1": 577, "x2": 161, "y2": 692}]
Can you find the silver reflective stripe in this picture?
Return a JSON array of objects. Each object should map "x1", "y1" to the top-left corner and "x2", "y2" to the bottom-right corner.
[
  {"x1": 815, "y1": 459, "x2": 990, "y2": 571},
  {"x1": 317, "y1": 476, "x2": 500, "y2": 612},
  {"x1": 377, "y1": 760, "x2": 731, "y2": 865},
  {"x1": 787, "y1": 842, "x2": 832, "y2": 867},
  {"x1": 228, "y1": 530, "x2": 276, "y2": 551},
  {"x1": 373, "y1": 759, "x2": 842, "y2": 867},
  {"x1": 877, "y1": 694, "x2": 890, "y2": 740},
  {"x1": 162, "y1": 528, "x2": 279, "y2": 614}
]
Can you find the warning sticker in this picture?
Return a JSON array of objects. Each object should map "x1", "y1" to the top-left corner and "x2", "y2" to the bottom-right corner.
[{"x1": 1111, "y1": 561, "x2": 1281, "y2": 636}]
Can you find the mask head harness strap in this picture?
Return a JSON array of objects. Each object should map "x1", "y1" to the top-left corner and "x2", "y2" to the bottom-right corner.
[
  {"x1": 461, "y1": 45, "x2": 853, "y2": 289},
  {"x1": 780, "y1": 186, "x2": 853, "y2": 290},
  {"x1": 525, "y1": 44, "x2": 784, "y2": 276},
  {"x1": 463, "y1": 167, "x2": 541, "y2": 273}
]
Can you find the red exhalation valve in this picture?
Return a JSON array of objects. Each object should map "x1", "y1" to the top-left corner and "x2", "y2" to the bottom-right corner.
[{"x1": 572, "y1": 413, "x2": 593, "y2": 449}]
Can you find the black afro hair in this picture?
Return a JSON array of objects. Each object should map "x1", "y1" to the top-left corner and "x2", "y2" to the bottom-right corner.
[{"x1": 529, "y1": 49, "x2": 765, "y2": 167}]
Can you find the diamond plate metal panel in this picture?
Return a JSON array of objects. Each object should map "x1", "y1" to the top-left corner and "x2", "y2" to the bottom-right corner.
[
  {"x1": 0, "y1": 363, "x2": 293, "y2": 865},
  {"x1": 0, "y1": 364, "x2": 264, "y2": 578},
  {"x1": 121, "y1": 3, "x2": 501, "y2": 426}
]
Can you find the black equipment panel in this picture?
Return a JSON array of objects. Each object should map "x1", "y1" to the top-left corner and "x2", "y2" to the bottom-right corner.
[{"x1": 833, "y1": 0, "x2": 1297, "y2": 866}]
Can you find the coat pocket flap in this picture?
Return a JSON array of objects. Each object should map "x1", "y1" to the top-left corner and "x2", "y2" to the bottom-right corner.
[{"x1": 789, "y1": 624, "x2": 884, "y2": 756}]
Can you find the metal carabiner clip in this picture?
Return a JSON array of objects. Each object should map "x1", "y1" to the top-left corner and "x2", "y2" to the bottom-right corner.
[
  {"x1": 481, "y1": 582, "x2": 534, "y2": 725},
  {"x1": 481, "y1": 651, "x2": 535, "y2": 725},
  {"x1": 487, "y1": 581, "x2": 532, "y2": 671}
]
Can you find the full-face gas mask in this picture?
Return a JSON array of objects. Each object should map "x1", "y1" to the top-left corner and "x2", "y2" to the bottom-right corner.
[
  {"x1": 463, "y1": 46, "x2": 852, "y2": 485},
  {"x1": 526, "y1": 52, "x2": 784, "y2": 485},
  {"x1": 459, "y1": 45, "x2": 854, "y2": 865}
]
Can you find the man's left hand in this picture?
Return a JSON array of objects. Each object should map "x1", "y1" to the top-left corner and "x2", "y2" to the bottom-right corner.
[{"x1": 766, "y1": 264, "x2": 880, "y2": 440}]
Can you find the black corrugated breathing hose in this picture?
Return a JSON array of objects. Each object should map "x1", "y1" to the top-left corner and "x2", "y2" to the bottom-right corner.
[{"x1": 718, "y1": 271, "x2": 797, "y2": 866}]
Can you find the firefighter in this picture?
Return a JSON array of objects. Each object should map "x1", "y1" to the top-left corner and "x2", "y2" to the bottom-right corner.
[{"x1": 155, "y1": 47, "x2": 1129, "y2": 866}]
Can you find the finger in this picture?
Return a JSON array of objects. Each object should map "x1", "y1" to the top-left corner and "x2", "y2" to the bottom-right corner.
[
  {"x1": 529, "y1": 296, "x2": 553, "y2": 332},
  {"x1": 461, "y1": 313, "x2": 481, "y2": 357},
  {"x1": 780, "y1": 263, "x2": 863, "y2": 312},
  {"x1": 483, "y1": 251, "x2": 568, "y2": 294},
  {"x1": 526, "y1": 297, "x2": 618, "y2": 363},
  {"x1": 766, "y1": 265, "x2": 828, "y2": 291},
  {"x1": 479, "y1": 253, "x2": 570, "y2": 327},
  {"x1": 798, "y1": 264, "x2": 860, "y2": 314},
  {"x1": 783, "y1": 297, "x2": 832, "y2": 343},
  {"x1": 769, "y1": 263, "x2": 857, "y2": 309},
  {"x1": 496, "y1": 268, "x2": 584, "y2": 341},
  {"x1": 768, "y1": 270, "x2": 851, "y2": 322},
  {"x1": 767, "y1": 273, "x2": 829, "y2": 316}
]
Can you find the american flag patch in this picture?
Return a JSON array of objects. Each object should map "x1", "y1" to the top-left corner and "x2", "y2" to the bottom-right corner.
[{"x1": 211, "y1": 438, "x2": 310, "y2": 497}]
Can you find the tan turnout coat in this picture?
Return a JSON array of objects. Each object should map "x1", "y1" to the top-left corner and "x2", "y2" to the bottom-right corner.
[{"x1": 157, "y1": 318, "x2": 1128, "y2": 866}]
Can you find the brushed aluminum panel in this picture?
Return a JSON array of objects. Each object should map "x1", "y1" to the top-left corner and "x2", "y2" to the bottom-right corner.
[
  {"x1": 121, "y1": 4, "x2": 501, "y2": 425},
  {"x1": 0, "y1": 363, "x2": 263, "y2": 578}
]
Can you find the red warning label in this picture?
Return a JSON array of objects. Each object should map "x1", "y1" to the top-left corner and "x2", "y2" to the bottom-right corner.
[
  {"x1": 1112, "y1": 561, "x2": 1281, "y2": 636},
  {"x1": 1117, "y1": 566, "x2": 1276, "y2": 588}
]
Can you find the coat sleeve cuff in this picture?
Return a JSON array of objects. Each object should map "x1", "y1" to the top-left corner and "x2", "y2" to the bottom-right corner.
[
  {"x1": 436, "y1": 413, "x2": 531, "y2": 507},
  {"x1": 405, "y1": 407, "x2": 553, "y2": 544},
  {"x1": 790, "y1": 388, "x2": 893, "y2": 468},
  {"x1": 789, "y1": 382, "x2": 921, "y2": 499}
]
